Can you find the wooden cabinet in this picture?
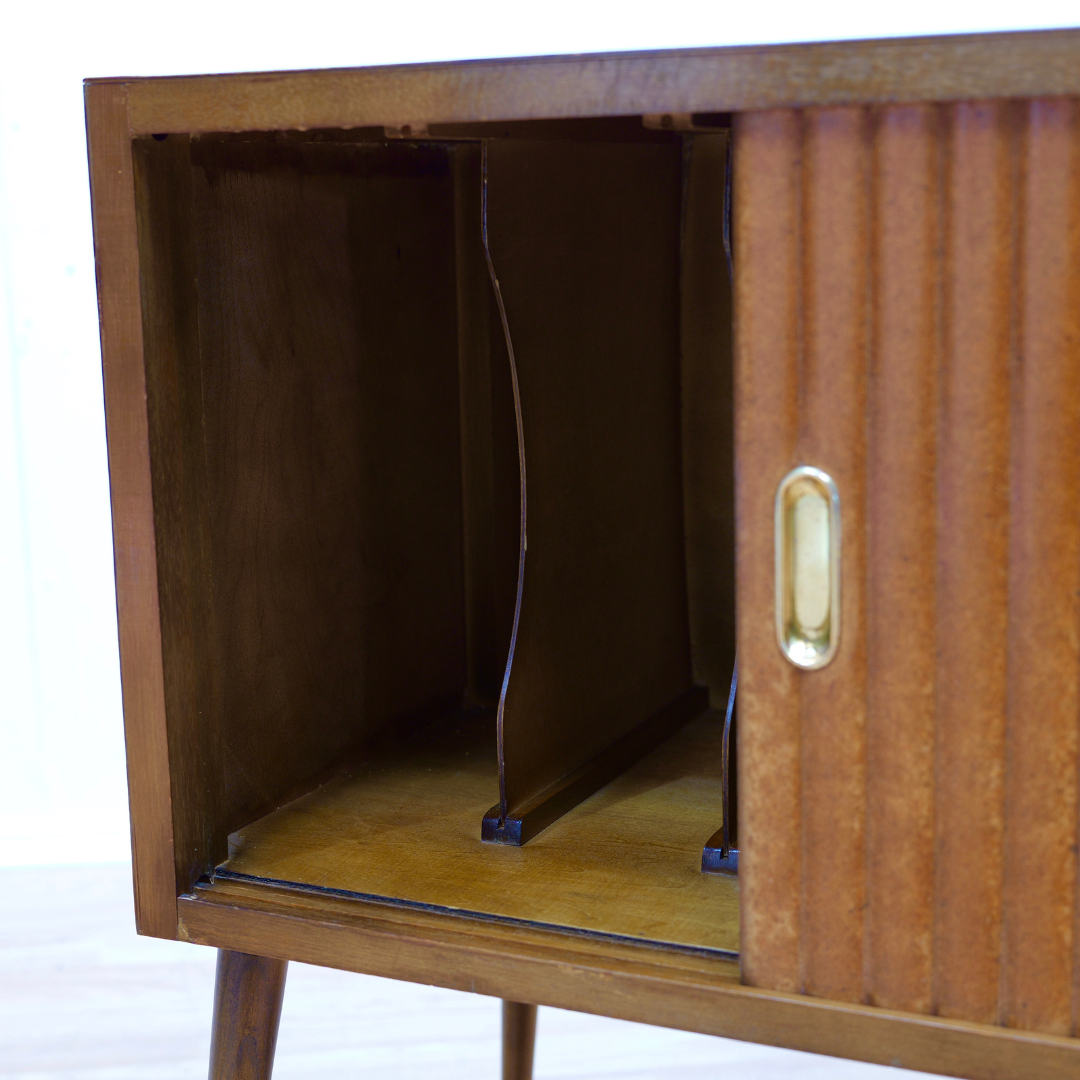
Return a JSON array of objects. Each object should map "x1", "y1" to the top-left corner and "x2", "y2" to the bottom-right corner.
[{"x1": 87, "y1": 29, "x2": 1080, "y2": 1079}]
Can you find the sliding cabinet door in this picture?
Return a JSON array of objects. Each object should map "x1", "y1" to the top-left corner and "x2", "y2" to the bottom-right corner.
[{"x1": 736, "y1": 99, "x2": 1080, "y2": 1036}]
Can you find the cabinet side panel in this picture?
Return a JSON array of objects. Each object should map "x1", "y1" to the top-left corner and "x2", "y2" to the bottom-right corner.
[
  {"x1": 84, "y1": 84, "x2": 177, "y2": 937},
  {"x1": 798, "y1": 107, "x2": 870, "y2": 1003},
  {"x1": 864, "y1": 104, "x2": 940, "y2": 1013},
  {"x1": 933, "y1": 100, "x2": 1015, "y2": 1024},
  {"x1": 1003, "y1": 97, "x2": 1080, "y2": 1036},
  {"x1": 132, "y1": 135, "x2": 225, "y2": 895},
  {"x1": 734, "y1": 110, "x2": 802, "y2": 991}
]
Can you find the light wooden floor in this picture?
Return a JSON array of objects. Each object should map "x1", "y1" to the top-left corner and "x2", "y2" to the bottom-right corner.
[
  {"x1": 0, "y1": 864, "x2": 945, "y2": 1079},
  {"x1": 224, "y1": 709, "x2": 739, "y2": 954}
]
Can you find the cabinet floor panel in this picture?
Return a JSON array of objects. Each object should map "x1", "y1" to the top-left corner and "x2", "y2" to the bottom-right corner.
[{"x1": 218, "y1": 708, "x2": 738, "y2": 955}]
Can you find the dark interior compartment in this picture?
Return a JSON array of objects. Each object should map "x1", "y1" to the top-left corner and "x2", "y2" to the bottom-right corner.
[{"x1": 132, "y1": 116, "x2": 735, "y2": 950}]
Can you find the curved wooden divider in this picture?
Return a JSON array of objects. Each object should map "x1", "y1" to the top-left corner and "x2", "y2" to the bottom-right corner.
[{"x1": 478, "y1": 133, "x2": 709, "y2": 845}]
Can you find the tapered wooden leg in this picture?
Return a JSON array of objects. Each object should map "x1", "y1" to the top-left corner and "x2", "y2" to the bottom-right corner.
[
  {"x1": 502, "y1": 1000, "x2": 538, "y2": 1080},
  {"x1": 208, "y1": 950, "x2": 288, "y2": 1080}
]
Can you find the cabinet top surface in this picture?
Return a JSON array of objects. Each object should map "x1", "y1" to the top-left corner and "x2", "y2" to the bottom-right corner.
[{"x1": 85, "y1": 27, "x2": 1080, "y2": 136}]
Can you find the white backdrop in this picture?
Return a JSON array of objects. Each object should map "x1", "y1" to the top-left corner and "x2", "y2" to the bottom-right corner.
[{"x1": 0, "y1": 0, "x2": 1074, "y2": 866}]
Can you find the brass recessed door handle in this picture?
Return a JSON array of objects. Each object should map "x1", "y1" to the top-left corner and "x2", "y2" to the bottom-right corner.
[{"x1": 775, "y1": 465, "x2": 841, "y2": 670}]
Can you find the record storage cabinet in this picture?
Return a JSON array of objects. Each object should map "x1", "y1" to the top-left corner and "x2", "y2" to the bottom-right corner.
[{"x1": 86, "y1": 28, "x2": 1080, "y2": 1080}]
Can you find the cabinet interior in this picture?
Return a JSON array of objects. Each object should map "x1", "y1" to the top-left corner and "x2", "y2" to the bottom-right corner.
[{"x1": 133, "y1": 114, "x2": 736, "y2": 955}]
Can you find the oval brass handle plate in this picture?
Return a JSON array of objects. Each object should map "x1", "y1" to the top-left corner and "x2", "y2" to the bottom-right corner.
[{"x1": 775, "y1": 465, "x2": 841, "y2": 670}]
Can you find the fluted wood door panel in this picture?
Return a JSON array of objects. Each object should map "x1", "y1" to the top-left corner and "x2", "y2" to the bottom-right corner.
[
  {"x1": 735, "y1": 98, "x2": 1080, "y2": 1036},
  {"x1": 1004, "y1": 98, "x2": 1080, "y2": 1036},
  {"x1": 935, "y1": 100, "x2": 1014, "y2": 1026},
  {"x1": 735, "y1": 108, "x2": 802, "y2": 994},
  {"x1": 865, "y1": 103, "x2": 939, "y2": 1017},
  {"x1": 798, "y1": 107, "x2": 870, "y2": 1006}
]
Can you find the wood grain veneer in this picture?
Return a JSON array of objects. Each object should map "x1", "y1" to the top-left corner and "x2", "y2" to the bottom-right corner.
[
  {"x1": 86, "y1": 81, "x2": 177, "y2": 939},
  {"x1": 132, "y1": 133, "x2": 220, "y2": 899},
  {"x1": 179, "y1": 877, "x2": 1080, "y2": 1080},
  {"x1": 935, "y1": 100, "x2": 1014, "y2": 1025},
  {"x1": 96, "y1": 30, "x2": 1080, "y2": 137},
  {"x1": 681, "y1": 132, "x2": 736, "y2": 705},
  {"x1": 217, "y1": 709, "x2": 738, "y2": 955},
  {"x1": 454, "y1": 143, "x2": 520, "y2": 707},
  {"x1": 1003, "y1": 97, "x2": 1080, "y2": 1036},
  {"x1": 736, "y1": 96, "x2": 1080, "y2": 1036},
  {"x1": 208, "y1": 950, "x2": 287, "y2": 1080},
  {"x1": 734, "y1": 108, "x2": 801, "y2": 993},
  {"x1": 798, "y1": 105, "x2": 870, "y2": 1004},
  {"x1": 483, "y1": 136, "x2": 699, "y2": 830},
  {"x1": 502, "y1": 1001, "x2": 538, "y2": 1080},
  {"x1": 87, "y1": 33, "x2": 1080, "y2": 1071},
  {"x1": 865, "y1": 103, "x2": 939, "y2": 1015},
  {"x1": 131, "y1": 133, "x2": 470, "y2": 905}
]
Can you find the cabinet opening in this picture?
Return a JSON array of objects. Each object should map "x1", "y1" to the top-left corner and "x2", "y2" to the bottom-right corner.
[{"x1": 134, "y1": 116, "x2": 736, "y2": 955}]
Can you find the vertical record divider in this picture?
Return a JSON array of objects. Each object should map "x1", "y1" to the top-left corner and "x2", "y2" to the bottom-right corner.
[
  {"x1": 479, "y1": 135, "x2": 709, "y2": 846},
  {"x1": 480, "y1": 139, "x2": 529, "y2": 826},
  {"x1": 679, "y1": 130, "x2": 739, "y2": 875}
]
